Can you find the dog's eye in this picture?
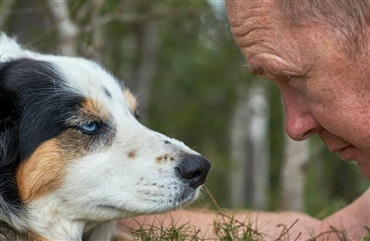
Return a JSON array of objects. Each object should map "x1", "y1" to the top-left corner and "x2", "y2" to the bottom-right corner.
[{"x1": 78, "y1": 121, "x2": 100, "y2": 134}]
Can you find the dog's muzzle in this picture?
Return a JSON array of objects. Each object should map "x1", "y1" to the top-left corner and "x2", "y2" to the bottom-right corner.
[{"x1": 176, "y1": 154, "x2": 211, "y2": 188}]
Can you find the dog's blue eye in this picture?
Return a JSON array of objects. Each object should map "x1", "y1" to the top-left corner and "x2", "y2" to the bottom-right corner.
[{"x1": 78, "y1": 121, "x2": 100, "y2": 134}]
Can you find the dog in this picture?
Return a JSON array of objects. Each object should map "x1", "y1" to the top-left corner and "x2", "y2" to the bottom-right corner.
[{"x1": 0, "y1": 33, "x2": 211, "y2": 241}]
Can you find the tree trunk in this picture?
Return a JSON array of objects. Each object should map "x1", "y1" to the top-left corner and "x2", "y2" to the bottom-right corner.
[
  {"x1": 281, "y1": 135, "x2": 310, "y2": 211},
  {"x1": 47, "y1": 0, "x2": 78, "y2": 56},
  {"x1": 128, "y1": 22, "x2": 160, "y2": 123},
  {"x1": 229, "y1": 83, "x2": 270, "y2": 210}
]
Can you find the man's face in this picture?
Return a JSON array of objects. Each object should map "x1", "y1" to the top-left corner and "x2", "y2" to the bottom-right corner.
[{"x1": 226, "y1": 0, "x2": 370, "y2": 178}]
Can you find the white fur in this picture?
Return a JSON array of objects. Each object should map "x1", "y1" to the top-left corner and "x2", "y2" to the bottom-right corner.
[{"x1": 0, "y1": 33, "x2": 208, "y2": 240}]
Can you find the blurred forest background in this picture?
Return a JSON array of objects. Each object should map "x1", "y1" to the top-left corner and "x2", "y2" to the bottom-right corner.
[{"x1": 0, "y1": 0, "x2": 368, "y2": 220}]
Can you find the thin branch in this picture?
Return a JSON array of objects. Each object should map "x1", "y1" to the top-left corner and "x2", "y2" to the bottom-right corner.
[
  {"x1": 83, "y1": 0, "x2": 105, "y2": 60},
  {"x1": 81, "y1": 8, "x2": 204, "y2": 35},
  {"x1": 275, "y1": 218, "x2": 300, "y2": 241},
  {"x1": 205, "y1": 186, "x2": 222, "y2": 211}
]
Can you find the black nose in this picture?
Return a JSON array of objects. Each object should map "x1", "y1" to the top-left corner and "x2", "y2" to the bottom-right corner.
[{"x1": 176, "y1": 154, "x2": 211, "y2": 188}]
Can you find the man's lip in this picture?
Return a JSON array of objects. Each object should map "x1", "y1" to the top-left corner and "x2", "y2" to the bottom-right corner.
[
  {"x1": 330, "y1": 145, "x2": 352, "y2": 153},
  {"x1": 338, "y1": 145, "x2": 356, "y2": 161},
  {"x1": 329, "y1": 145, "x2": 357, "y2": 160}
]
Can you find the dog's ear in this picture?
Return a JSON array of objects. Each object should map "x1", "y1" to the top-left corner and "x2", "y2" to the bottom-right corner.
[
  {"x1": 0, "y1": 97, "x2": 19, "y2": 168},
  {"x1": 0, "y1": 61, "x2": 26, "y2": 230},
  {"x1": 0, "y1": 62, "x2": 20, "y2": 167}
]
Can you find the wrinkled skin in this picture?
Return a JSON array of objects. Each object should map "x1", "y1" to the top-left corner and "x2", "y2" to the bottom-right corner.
[
  {"x1": 225, "y1": 0, "x2": 370, "y2": 239},
  {"x1": 119, "y1": 1, "x2": 370, "y2": 240},
  {"x1": 226, "y1": 0, "x2": 370, "y2": 178}
]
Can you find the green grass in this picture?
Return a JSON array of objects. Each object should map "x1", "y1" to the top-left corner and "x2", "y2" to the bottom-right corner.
[
  {"x1": 127, "y1": 217, "x2": 370, "y2": 241},
  {"x1": 130, "y1": 221, "x2": 205, "y2": 241},
  {"x1": 213, "y1": 212, "x2": 264, "y2": 241},
  {"x1": 125, "y1": 189, "x2": 370, "y2": 241},
  {"x1": 127, "y1": 212, "x2": 265, "y2": 241}
]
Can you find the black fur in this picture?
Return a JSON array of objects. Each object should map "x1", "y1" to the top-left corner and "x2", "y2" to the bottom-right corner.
[
  {"x1": 0, "y1": 58, "x2": 83, "y2": 227},
  {"x1": 0, "y1": 220, "x2": 35, "y2": 241}
]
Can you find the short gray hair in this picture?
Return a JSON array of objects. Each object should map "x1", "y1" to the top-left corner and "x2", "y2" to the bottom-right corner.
[{"x1": 277, "y1": 0, "x2": 370, "y2": 56}]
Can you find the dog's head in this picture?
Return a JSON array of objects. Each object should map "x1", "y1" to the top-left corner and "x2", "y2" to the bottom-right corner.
[{"x1": 0, "y1": 55, "x2": 210, "y2": 227}]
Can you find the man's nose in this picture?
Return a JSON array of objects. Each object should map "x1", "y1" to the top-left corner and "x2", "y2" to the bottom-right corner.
[{"x1": 282, "y1": 87, "x2": 321, "y2": 141}]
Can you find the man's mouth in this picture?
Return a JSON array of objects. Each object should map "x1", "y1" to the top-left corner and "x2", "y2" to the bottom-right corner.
[
  {"x1": 326, "y1": 143, "x2": 356, "y2": 161},
  {"x1": 338, "y1": 145, "x2": 356, "y2": 161},
  {"x1": 330, "y1": 145, "x2": 351, "y2": 153}
]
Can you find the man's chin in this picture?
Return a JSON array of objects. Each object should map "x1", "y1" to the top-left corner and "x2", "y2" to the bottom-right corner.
[
  {"x1": 353, "y1": 151, "x2": 370, "y2": 179},
  {"x1": 339, "y1": 146, "x2": 370, "y2": 179},
  {"x1": 357, "y1": 160, "x2": 370, "y2": 180}
]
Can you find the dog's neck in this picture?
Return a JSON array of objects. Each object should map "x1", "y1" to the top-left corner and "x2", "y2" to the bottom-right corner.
[
  {"x1": 21, "y1": 199, "x2": 116, "y2": 241},
  {"x1": 0, "y1": 220, "x2": 111, "y2": 241},
  {"x1": 0, "y1": 220, "x2": 49, "y2": 241},
  {"x1": 0, "y1": 220, "x2": 114, "y2": 241}
]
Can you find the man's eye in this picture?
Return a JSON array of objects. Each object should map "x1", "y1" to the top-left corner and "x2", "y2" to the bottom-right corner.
[{"x1": 78, "y1": 121, "x2": 101, "y2": 134}]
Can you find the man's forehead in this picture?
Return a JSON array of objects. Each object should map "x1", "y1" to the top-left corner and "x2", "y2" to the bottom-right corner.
[
  {"x1": 226, "y1": 0, "x2": 277, "y2": 25},
  {"x1": 226, "y1": 0, "x2": 303, "y2": 70},
  {"x1": 225, "y1": 0, "x2": 286, "y2": 52}
]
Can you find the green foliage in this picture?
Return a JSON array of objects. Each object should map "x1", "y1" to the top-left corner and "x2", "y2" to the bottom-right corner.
[
  {"x1": 144, "y1": 3, "x2": 251, "y2": 207},
  {"x1": 267, "y1": 82, "x2": 285, "y2": 210}
]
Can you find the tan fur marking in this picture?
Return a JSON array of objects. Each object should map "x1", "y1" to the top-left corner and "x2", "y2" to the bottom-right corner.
[
  {"x1": 156, "y1": 155, "x2": 175, "y2": 164},
  {"x1": 156, "y1": 156, "x2": 163, "y2": 164},
  {"x1": 123, "y1": 89, "x2": 138, "y2": 113},
  {"x1": 16, "y1": 139, "x2": 66, "y2": 202},
  {"x1": 16, "y1": 97, "x2": 115, "y2": 202},
  {"x1": 16, "y1": 117, "x2": 114, "y2": 202},
  {"x1": 82, "y1": 98, "x2": 111, "y2": 120},
  {"x1": 32, "y1": 232, "x2": 51, "y2": 241},
  {"x1": 127, "y1": 150, "x2": 137, "y2": 159}
]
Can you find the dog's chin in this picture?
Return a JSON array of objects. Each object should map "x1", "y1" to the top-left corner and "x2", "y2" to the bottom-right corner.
[
  {"x1": 151, "y1": 186, "x2": 201, "y2": 213},
  {"x1": 172, "y1": 186, "x2": 199, "y2": 208},
  {"x1": 96, "y1": 186, "x2": 200, "y2": 218}
]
